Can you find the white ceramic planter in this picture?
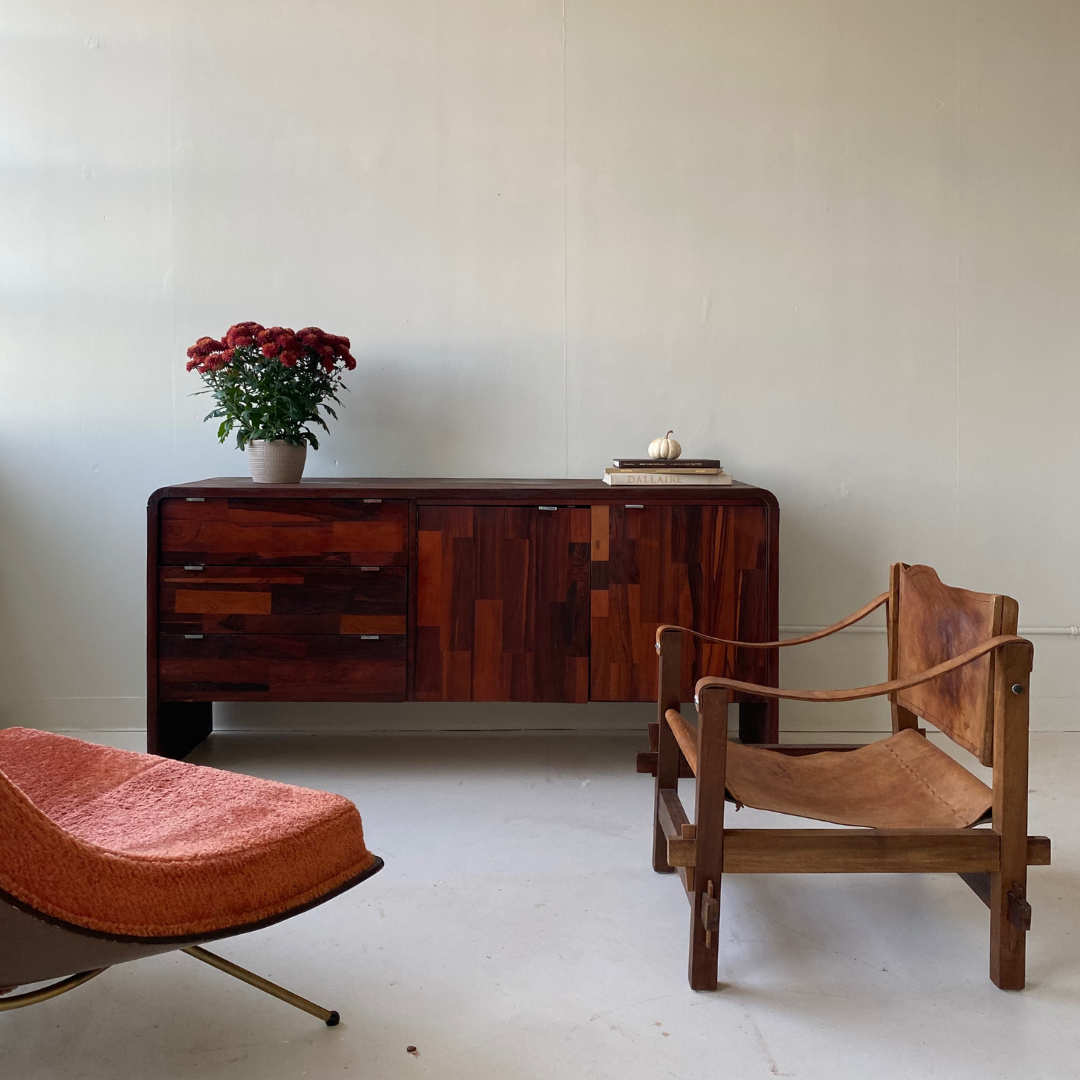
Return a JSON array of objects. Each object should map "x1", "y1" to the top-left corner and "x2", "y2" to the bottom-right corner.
[{"x1": 247, "y1": 440, "x2": 307, "y2": 484}]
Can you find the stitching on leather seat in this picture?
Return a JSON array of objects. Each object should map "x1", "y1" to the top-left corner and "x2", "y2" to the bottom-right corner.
[{"x1": 881, "y1": 737, "x2": 972, "y2": 827}]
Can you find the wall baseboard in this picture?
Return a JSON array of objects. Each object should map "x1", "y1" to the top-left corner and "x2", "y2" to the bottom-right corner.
[{"x1": 6, "y1": 695, "x2": 1076, "y2": 735}]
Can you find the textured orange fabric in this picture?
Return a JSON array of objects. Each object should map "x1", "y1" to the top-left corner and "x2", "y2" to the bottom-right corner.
[
  {"x1": 0, "y1": 728, "x2": 377, "y2": 939},
  {"x1": 725, "y1": 728, "x2": 993, "y2": 829}
]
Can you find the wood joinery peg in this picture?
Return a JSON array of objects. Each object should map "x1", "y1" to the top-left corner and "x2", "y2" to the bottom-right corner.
[
  {"x1": 700, "y1": 880, "x2": 720, "y2": 949},
  {"x1": 1007, "y1": 889, "x2": 1032, "y2": 932}
]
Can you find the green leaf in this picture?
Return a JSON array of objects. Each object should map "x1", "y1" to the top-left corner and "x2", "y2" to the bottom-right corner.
[{"x1": 187, "y1": 340, "x2": 352, "y2": 448}]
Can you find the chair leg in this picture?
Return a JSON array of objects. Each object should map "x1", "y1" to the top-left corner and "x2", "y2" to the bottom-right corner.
[
  {"x1": 653, "y1": 630, "x2": 683, "y2": 874},
  {"x1": 989, "y1": 873, "x2": 1027, "y2": 991},
  {"x1": 182, "y1": 946, "x2": 340, "y2": 1026},
  {"x1": 989, "y1": 640, "x2": 1033, "y2": 991},
  {"x1": 688, "y1": 685, "x2": 729, "y2": 991},
  {"x1": 0, "y1": 968, "x2": 106, "y2": 1012}
]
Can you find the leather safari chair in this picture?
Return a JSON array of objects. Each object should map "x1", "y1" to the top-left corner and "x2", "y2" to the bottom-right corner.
[{"x1": 643, "y1": 563, "x2": 1050, "y2": 991}]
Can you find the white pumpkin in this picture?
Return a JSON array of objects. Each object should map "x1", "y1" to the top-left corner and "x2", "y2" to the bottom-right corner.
[{"x1": 648, "y1": 430, "x2": 682, "y2": 460}]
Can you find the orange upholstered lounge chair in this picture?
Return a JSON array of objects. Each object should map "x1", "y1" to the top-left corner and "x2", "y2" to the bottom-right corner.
[{"x1": 0, "y1": 727, "x2": 382, "y2": 1023}]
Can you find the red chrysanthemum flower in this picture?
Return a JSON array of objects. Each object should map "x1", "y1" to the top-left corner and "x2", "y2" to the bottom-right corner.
[
  {"x1": 186, "y1": 336, "x2": 223, "y2": 359},
  {"x1": 225, "y1": 322, "x2": 264, "y2": 348},
  {"x1": 186, "y1": 323, "x2": 354, "y2": 452},
  {"x1": 203, "y1": 349, "x2": 233, "y2": 371}
]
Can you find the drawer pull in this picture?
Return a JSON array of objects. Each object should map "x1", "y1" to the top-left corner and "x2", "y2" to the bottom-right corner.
[
  {"x1": 625, "y1": 504, "x2": 645, "y2": 509},
  {"x1": 360, "y1": 634, "x2": 380, "y2": 640},
  {"x1": 363, "y1": 498, "x2": 382, "y2": 504},
  {"x1": 185, "y1": 497, "x2": 205, "y2": 502},
  {"x1": 538, "y1": 505, "x2": 558, "y2": 511},
  {"x1": 360, "y1": 566, "x2": 380, "y2": 572},
  {"x1": 184, "y1": 634, "x2": 204, "y2": 640},
  {"x1": 183, "y1": 564, "x2": 205, "y2": 572}
]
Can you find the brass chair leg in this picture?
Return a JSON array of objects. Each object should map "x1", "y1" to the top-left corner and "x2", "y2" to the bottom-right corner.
[
  {"x1": 0, "y1": 968, "x2": 106, "y2": 1011},
  {"x1": 182, "y1": 946, "x2": 340, "y2": 1026}
]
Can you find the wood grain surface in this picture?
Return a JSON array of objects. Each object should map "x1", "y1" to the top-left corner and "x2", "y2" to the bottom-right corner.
[
  {"x1": 148, "y1": 480, "x2": 779, "y2": 756},
  {"x1": 160, "y1": 498, "x2": 408, "y2": 565},
  {"x1": 414, "y1": 505, "x2": 591, "y2": 701},
  {"x1": 590, "y1": 503, "x2": 770, "y2": 701},
  {"x1": 159, "y1": 566, "x2": 406, "y2": 635},
  {"x1": 158, "y1": 634, "x2": 406, "y2": 701}
]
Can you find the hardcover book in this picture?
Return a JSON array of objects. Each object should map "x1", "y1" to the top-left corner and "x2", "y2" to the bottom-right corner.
[
  {"x1": 602, "y1": 470, "x2": 733, "y2": 486},
  {"x1": 607, "y1": 466, "x2": 719, "y2": 475},
  {"x1": 612, "y1": 458, "x2": 721, "y2": 470}
]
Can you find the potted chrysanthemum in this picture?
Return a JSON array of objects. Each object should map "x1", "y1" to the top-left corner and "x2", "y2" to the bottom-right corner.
[{"x1": 186, "y1": 322, "x2": 356, "y2": 483}]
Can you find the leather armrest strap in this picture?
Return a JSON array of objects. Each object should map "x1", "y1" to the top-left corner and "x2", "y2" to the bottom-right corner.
[
  {"x1": 655, "y1": 591, "x2": 888, "y2": 652},
  {"x1": 695, "y1": 635, "x2": 1032, "y2": 703}
]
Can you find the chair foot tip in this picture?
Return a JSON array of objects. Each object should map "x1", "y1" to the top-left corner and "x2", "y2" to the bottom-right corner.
[{"x1": 326, "y1": 1011, "x2": 340, "y2": 1027}]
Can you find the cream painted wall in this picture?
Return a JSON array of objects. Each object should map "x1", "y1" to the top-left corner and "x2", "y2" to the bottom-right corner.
[{"x1": 1, "y1": 1, "x2": 1077, "y2": 736}]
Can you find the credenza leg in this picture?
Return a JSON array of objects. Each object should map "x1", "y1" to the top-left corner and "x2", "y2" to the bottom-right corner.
[
  {"x1": 149, "y1": 701, "x2": 213, "y2": 759},
  {"x1": 738, "y1": 700, "x2": 777, "y2": 744}
]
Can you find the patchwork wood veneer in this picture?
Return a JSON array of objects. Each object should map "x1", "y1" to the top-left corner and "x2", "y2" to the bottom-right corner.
[{"x1": 148, "y1": 479, "x2": 778, "y2": 759}]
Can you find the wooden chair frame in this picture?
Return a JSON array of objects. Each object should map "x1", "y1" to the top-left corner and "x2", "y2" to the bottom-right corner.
[{"x1": 647, "y1": 570, "x2": 1050, "y2": 992}]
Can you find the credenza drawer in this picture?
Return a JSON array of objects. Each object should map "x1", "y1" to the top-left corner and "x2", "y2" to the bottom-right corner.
[
  {"x1": 158, "y1": 634, "x2": 406, "y2": 701},
  {"x1": 158, "y1": 566, "x2": 407, "y2": 635},
  {"x1": 160, "y1": 498, "x2": 408, "y2": 566}
]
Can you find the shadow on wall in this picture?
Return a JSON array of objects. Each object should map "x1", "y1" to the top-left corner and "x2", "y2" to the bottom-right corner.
[
  {"x1": 0, "y1": 429, "x2": 163, "y2": 731},
  {"x1": 283, "y1": 341, "x2": 567, "y2": 480}
]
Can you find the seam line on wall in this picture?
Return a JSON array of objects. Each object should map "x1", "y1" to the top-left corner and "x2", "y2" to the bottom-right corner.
[
  {"x1": 954, "y1": 0, "x2": 963, "y2": 577},
  {"x1": 561, "y1": 0, "x2": 569, "y2": 478}
]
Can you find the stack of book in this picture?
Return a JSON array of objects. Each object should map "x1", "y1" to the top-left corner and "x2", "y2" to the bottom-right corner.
[{"x1": 603, "y1": 458, "x2": 732, "y2": 486}]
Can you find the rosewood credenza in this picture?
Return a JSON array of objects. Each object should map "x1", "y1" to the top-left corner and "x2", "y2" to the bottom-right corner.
[{"x1": 147, "y1": 478, "x2": 779, "y2": 758}]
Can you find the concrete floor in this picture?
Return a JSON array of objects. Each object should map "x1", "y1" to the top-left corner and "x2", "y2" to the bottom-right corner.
[{"x1": 2, "y1": 731, "x2": 1078, "y2": 1079}]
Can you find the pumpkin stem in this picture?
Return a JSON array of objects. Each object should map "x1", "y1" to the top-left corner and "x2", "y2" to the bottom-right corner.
[{"x1": 665, "y1": 430, "x2": 673, "y2": 438}]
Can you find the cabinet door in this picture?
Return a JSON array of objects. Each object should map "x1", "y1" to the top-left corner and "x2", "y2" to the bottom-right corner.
[
  {"x1": 590, "y1": 503, "x2": 770, "y2": 701},
  {"x1": 415, "y1": 506, "x2": 591, "y2": 701}
]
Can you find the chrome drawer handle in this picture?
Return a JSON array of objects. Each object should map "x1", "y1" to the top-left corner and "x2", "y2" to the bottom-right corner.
[
  {"x1": 183, "y1": 565, "x2": 205, "y2": 571},
  {"x1": 185, "y1": 497, "x2": 205, "y2": 502},
  {"x1": 360, "y1": 566, "x2": 380, "y2": 572},
  {"x1": 360, "y1": 634, "x2": 380, "y2": 640},
  {"x1": 184, "y1": 634, "x2": 204, "y2": 640},
  {"x1": 538, "y1": 505, "x2": 558, "y2": 511},
  {"x1": 625, "y1": 504, "x2": 644, "y2": 509},
  {"x1": 363, "y1": 498, "x2": 382, "y2": 504}
]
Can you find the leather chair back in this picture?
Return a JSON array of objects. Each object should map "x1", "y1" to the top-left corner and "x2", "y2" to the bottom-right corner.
[{"x1": 890, "y1": 563, "x2": 1018, "y2": 765}]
